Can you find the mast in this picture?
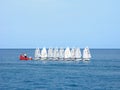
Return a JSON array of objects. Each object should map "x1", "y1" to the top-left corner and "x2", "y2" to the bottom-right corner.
[
  {"x1": 71, "y1": 48, "x2": 76, "y2": 59},
  {"x1": 53, "y1": 48, "x2": 59, "y2": 60},
  {"x1": 59, "y1": 48, "x2": 64, "y2": 59}
]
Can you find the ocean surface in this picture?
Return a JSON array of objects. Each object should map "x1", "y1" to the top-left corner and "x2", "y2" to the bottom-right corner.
[{"x1": 0, "y1": 49, "x2": 120, "y2": 90}]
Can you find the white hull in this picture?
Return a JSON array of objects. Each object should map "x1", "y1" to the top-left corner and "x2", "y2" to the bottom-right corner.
[
  {"x1": 83, "y1": 58, "x2": 90, "y2": 61},
  {"x1": 34, "y1": 57, "x2": 41, "y2": 60},
  {"x1": 41, "y1": 57, "x2": 47, "y2": 60},
  {"x1": 75, "y1": 58, "x2": 82, "y2": 61}
]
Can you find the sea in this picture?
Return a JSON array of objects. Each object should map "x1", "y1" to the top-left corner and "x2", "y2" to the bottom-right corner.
[{"x1": 0, "y1": 49, "x2": 120, "y2": 90}]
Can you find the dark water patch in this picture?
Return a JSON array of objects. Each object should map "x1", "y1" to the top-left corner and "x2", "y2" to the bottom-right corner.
[{"x1": 65, "y1": 83, "x2": 79, "y2": 87}]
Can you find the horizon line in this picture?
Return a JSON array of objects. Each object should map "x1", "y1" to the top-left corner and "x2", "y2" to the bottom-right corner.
[{"x1": 0, "y1": 47, "x2": 120, "y2": 49}]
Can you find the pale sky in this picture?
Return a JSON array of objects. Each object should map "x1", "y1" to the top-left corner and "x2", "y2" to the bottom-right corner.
[{"x1": 0, "y1": 0, "x2": 120, "y2": 48}]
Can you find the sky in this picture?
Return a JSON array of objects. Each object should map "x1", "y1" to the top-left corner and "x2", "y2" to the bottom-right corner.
[{"x1": 0, "y1": 0, "x2": 120, "y2": 48}]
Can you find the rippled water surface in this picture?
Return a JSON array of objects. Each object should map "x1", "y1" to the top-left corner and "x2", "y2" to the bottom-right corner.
[{"x1": 0, "y1": 49, "x2": 120, "y2": 90}]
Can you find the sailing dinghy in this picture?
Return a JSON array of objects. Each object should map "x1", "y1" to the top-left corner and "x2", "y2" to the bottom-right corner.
[
  {"x1": 48, "y1": 48, "x2": 53, "y2": 60},
  {"x1": 83, "y1": 47, "x2": 91, "y2": 60},
  {"x1": 64, "y1": 47, "x2": 71, "y2": 60},
  {"x1": 75, "y1": 48, "x2": 82, "y2": 60},
  {"x1": 41, "y1": 47, "x2": 47, "y2": 60},
  {"x1": 34, "y1": 48, "x2": 41, "y2": 60}
]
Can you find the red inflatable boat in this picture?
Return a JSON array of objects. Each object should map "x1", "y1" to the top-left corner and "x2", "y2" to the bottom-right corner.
[{"x1": 19, "y1": 54, "x2": 32, "y2": 60}]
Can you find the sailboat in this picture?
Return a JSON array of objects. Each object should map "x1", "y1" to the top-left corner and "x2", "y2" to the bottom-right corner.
[
  {"x1": 83, "y1": 47, "x2": 91, "y2": 60},
  {"x1": 53, "y1": 48, "x2": 59, "y2": 60},
  {"x1": 59, "y1": 48, "x2": 64, "y2": 60},
  {"x1": 64, "y1": 47, "x2": 71, "y2": 60},
  {"x1": 34, "y1": 48, "x2": 41, "y2": 60},
  {"x1": 75, "y1": 48, "x2": 82, "y2": 60},
  {"x1": 71, "y1": 48, "x2": 76, "y2": 60},
  {"x1": 48, "y1": 48, "x2": 53, "y2": 59},
  {"x1": 41, "y1": 47, "x2": 47, "y2": 60}
]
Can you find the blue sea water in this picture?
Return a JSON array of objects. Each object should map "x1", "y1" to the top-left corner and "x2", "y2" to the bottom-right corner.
[{"x1": 0, "y1": 49, "x2": 120, "y2": 90}]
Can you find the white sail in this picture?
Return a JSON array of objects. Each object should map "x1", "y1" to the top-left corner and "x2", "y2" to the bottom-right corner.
[
  {"x1": 48, "y1": 48, "x2": 53, "y2": 58},
  {"x1": 41, "y1": 47, "x2": 47, "y2": 59},
  {"x1": 75, "y1": 48, "x2": 82, "y2": 59},
  {"x1": 83, "y1": 47, "x2": 91, "y2": 60},
  {"x1": 53, "y1": 48, "x2": 59, "y2": 60},
  {"x1": 59, "y1": 48, "x2": 64, "y2": 59},
  {"x1": 71, "y1": 48, "x2": 76, "y2": 59},
  {"x1": 34, "y1": 48, "x2": 41, "y2": 60},
  {"x1": 64, "y1": 47, "x2": 71, "y2": 59}
]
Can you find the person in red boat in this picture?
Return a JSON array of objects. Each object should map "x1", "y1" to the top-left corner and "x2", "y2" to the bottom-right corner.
[
  {"x1": 24, "y1": 53, "x2": 27, "y2": 58},
  {"x1": 29, "y1": 57, "x2": 32, "y2": 60}
]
